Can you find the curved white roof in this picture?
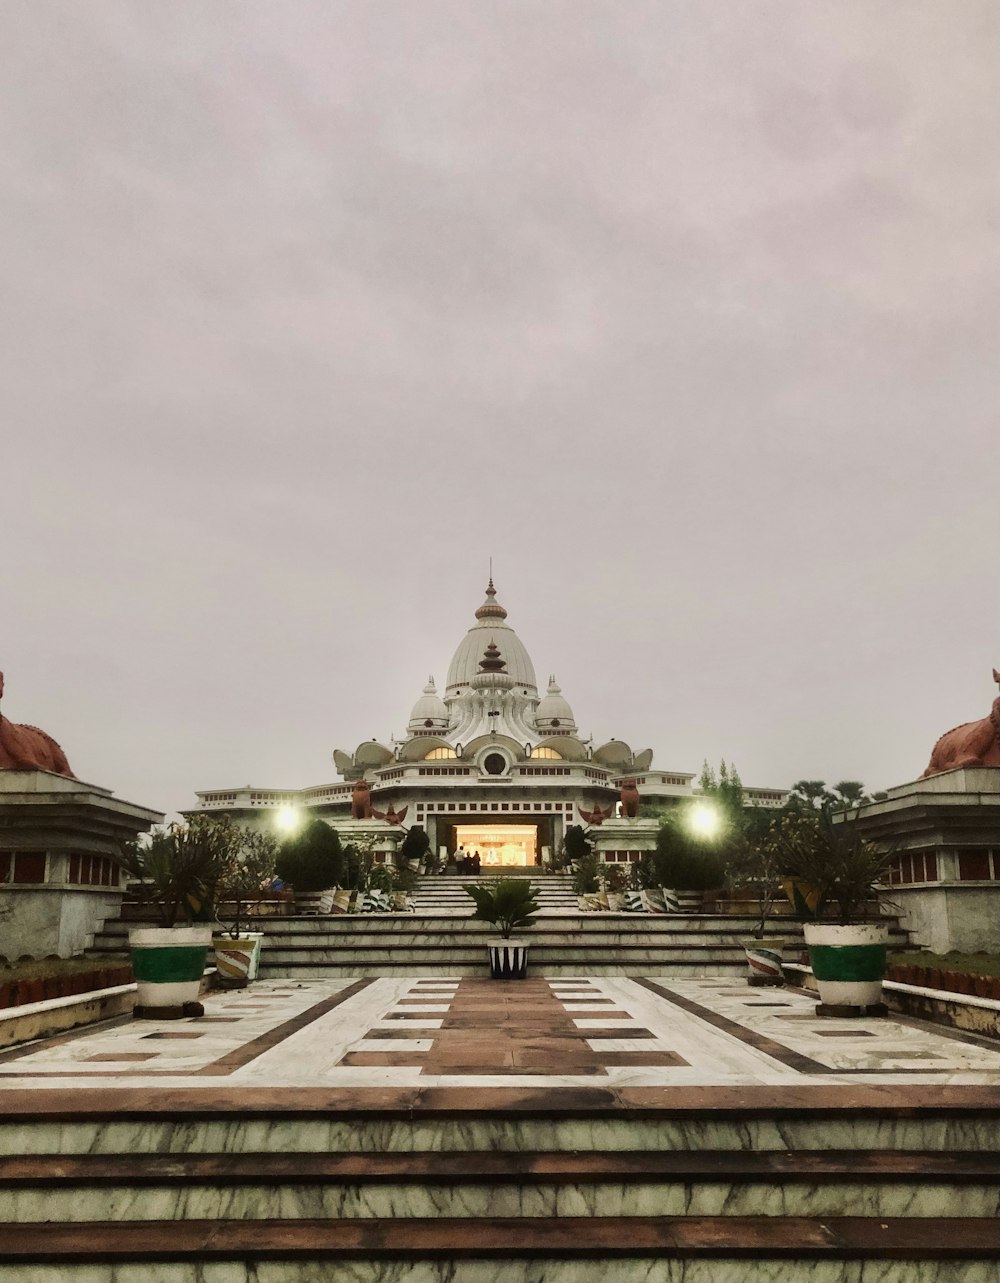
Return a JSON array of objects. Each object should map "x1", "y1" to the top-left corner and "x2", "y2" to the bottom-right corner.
[
  {"x1": 535, "y1": 675, "x2": 576, "y2": 730},
  {"x1": 444, "y1": 581, "x2": 538, "y2": 698},
  {"x1": 408, "y1": 677, "x2": 449, "y2": 730}
]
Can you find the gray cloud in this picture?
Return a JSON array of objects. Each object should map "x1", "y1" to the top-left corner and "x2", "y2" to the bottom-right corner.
[{"x1": 1, "y1": 1, "x2": 997, "y2": 814}]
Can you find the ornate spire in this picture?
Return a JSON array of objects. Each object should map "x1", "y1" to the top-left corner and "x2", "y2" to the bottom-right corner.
[
  {"x1": 475, "y1": 577, "x2": 508, "y2": 621},
  {"x1": 478, "y1": 640, "x2": 507, "y2": 673}
]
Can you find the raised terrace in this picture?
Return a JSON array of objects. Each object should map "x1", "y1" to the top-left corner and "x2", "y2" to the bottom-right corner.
[{"x1": 0, "y1": 973, "x2": 998, "y2": 1281}]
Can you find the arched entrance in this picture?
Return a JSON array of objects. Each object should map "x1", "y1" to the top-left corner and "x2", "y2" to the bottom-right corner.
[{"x1": 453, "y1": 823, "x2": 537, "y2": 871}]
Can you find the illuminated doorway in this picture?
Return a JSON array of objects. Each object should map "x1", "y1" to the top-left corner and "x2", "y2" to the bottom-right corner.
[{"x1": 455, "y1": 825, "x2": 537, "y2": 870}]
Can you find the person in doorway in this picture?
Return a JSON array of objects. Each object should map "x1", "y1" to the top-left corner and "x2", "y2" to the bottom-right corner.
[{"x1": 471, "y1": 850, "x2": 481, "y2": 875}]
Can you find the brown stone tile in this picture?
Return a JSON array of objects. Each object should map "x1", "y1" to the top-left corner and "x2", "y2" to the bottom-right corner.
[
  {"x1": 83, "y1": 1053, "x2": 160, "y2": 1062},
  {"x1": 338, "y1": 1053, "x2": 428, "y2": 1068},
  {"x1": 814, "y1": 1030, "x2": 876, "y2": 1038},
  {"x1": 597, "y1": 1052, "x2": 689, "y2": 1067},
  {"x1": 584, "y1": 1027, "x2": 656, "y2": 1039},
  {"x1": 142, "y1": 1032, "x2": 204, "y2": 1040}
]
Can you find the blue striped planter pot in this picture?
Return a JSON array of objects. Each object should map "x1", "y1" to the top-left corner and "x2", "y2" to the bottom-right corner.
[
  {"x1": 128, "y1": 926, "x2": 212, "y2": 1015},
  {"x1": 804, "y1": 923, "x2": 890, "y2": 1008},
  {"x1": 487, "y1": 940, "x2": 529, "y2": 980}
]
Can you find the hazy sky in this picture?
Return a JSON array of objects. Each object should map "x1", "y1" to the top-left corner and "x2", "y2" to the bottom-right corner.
[{"x1": 2, "y1": 2, "x2": 997, "y2": 818}]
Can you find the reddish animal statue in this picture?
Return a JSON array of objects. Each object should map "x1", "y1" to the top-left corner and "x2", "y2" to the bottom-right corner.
[
  {"x1": 577, "y1": 802, "x2": 614, "y2": 826},
  {"x1": 619, "y1": 779, "x2": 641, "y2": 818},
  {"x1": 351, "y1": 779, "x2": 374, "y2": 819},
  {"x1": 922, "y1": 672, "x2": 1000, "y2": 778},
  {"x1": 0, "y1": 672, "x2": 75, "y2": 777}
]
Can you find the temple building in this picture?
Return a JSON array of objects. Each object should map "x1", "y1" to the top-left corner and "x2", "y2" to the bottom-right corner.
[{"x1": 194, "y1": 580, "x2": 786, "y2": 864}]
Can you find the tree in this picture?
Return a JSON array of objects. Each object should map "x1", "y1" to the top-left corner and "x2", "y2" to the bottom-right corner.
[
  {"x1": 276, "y1": 819, "x2": 344, "y2": 892},
  {"x1": 786, "y1": 780, "x2": 875, "y2": 814},
  {"x1": 654, "y1": 811, "x2": 725, "y2": 891},
  {"x1": 699, "y1": 759, "x2": 746, "y2": 831},
  {"x1": 400, "y1": 825, "x2": 431, "y2": 866},
  {"x1": 563, "y1": 825, "x2": 591, "y2": 865}
]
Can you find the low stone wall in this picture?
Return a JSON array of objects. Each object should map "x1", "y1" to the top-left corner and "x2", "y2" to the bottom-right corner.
[
  {"x1": 0, "y1": 983, "x2": 137, "y2": 1049},
  {"x1": 784, "y1": 962, "x2": 1000, "y2": 1042}
]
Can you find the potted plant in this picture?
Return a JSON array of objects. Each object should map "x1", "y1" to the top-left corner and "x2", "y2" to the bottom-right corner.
[
  {"x1": 212, "y1": 828, "x2": 279, "y2": 988},
  {"x1": 276, "y1": 818, "x2": 344, "y2": 908},
  {"x1": 776, "y1": 810, "x2": 896, "y2": 1010},
  {"x1": 464, "y1": 878, "x2": 540, "y2": 979},
  {"x1": 572, "y1": 852, "x2": 602, "y2": 910},
  {"x1": 724, "y1": 831, "x2": 790, "y2": 986},
  {"x1": 118, "y1": 815, "x2": 236, "y2": 1017},
  {"x1": 602, "y1": 863, "x2": 629, "y2": 911}
]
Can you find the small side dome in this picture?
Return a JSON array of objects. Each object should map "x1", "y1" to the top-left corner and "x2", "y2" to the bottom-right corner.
[
  {"x1": 407, "y1": 677, "x2": 449, "y2": 733},
  {"x1": 535, "y1": 675, "x2": 577, "y2": 733}
]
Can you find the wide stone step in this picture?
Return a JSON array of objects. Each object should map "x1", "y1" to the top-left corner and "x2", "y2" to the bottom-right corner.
[
  {"x1": 258, "y1": 944, "x2": 759, "y2": 964},
  {"x1": 4, "y1": 1087, "x2": 994, "y2": 1156},
  {"x1": 94, "y1": 914, "x2": 814, "y2": 936},
  {"x1": 2, "y1": 1151, "x2": 997, "y2": 1223},
  {"x1": 0, "y1": 1215, "x2": 996, "y2": 1279}
]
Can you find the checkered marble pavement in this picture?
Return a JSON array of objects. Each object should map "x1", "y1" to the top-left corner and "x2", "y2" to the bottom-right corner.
[{"x1": 0, "y1": 976, "x2": 995, "y2": 1090}]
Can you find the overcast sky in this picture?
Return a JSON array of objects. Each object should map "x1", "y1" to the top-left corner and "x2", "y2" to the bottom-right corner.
[{"x1": 2, "y1": 2, "x2": 997, "y2": 818}]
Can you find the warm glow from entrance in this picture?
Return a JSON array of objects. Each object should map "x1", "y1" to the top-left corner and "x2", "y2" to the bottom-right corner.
[{"x1": 455, "y1": 825, "x2": 536, "y2": 868}]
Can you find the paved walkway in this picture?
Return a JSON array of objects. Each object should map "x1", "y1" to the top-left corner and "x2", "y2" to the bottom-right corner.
[{"x1": 0, "y1": 976, "x2": 996, "y2": 1090}]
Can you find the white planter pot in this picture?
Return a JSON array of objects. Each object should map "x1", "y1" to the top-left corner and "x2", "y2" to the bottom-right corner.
[
  {"x1": 803, "y1": 923, "x2": 890, "y2": 1008},
  {"x1": 487, "y1": 938, "x2": 529, "y2": 980},
  {"x1": 128, "y1": 925, "x2": 212, "y2": 1015},
  {"x1": 212, "y1": 932, "x2": 264, "y2": 988}
]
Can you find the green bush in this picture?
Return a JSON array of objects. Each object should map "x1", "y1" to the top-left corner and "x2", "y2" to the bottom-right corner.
[
  {"x1": 400, "y1": 825, "x2": 431, "y2": 865},
  {"x1": 654, "y1": 814, "x2": 726, "y2": 891},
  {"x1": 563, "y1": 825, "x2": 591, "y2": 865},
  {"x1": 572, "y1": 853, "x2": 600, "y2": 895},
  {"x1": 276, "y1": 819, "x2": 344, "y2": 892}
]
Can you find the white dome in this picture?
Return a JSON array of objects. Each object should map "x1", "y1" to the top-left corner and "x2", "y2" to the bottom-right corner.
[
  {"x1": 445, "y1": 581, "x2": 538, "y2": 698},
  {"x1": 407, "y1": 677, "x2": 449, "y2": 732},
  {"x1": 534, "y1": 675, "x2": 577, "y2": 731}
]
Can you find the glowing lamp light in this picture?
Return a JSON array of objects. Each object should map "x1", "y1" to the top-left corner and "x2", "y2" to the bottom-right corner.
[
  {"x1": 276, "y1": 807, "x2": 300, "y2": 834},
  {"x1": 687, "y1": 803, "x2": 722, "y2": 840}
]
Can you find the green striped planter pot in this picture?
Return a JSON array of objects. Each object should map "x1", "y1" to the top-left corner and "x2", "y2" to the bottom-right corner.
[
  {"x1": 803, "y1": 922, "x2": 890, "y2": 1008},
  {"x1": 128, "y1": 926, "x2": 212, "y2": 1015}
]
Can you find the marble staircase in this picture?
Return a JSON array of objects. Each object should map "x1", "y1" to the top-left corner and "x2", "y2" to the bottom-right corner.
[
  {"x1": 94, "y1": 879, "x2": 912, "y2": 978},
  {"x1": 0, "y1": 1084, "x2": 997, "y2": 1280},
  {"x1": 92, "y1": 910, "x2": 819, "y2": 978}
]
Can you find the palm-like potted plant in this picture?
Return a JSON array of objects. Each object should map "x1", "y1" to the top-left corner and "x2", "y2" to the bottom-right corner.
[
  {"x1": 572, "y1": 852, "x2": 602, "y2": 910},
  {"x1": 465, "y1": 878, "x2": 541, "y2": 979},
  {"x1": 775, "y1": 810, "x2": 896, "y2": 1009},
  {"x1": 724, "y1": 831, "x2": 790, "y2": 986},
  {"x1": 212, "y1": 829, "x2": 279, "y2": 987},
  {"x1": 119, "y1": 815, "x2": 237, "y2": 1016}
]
